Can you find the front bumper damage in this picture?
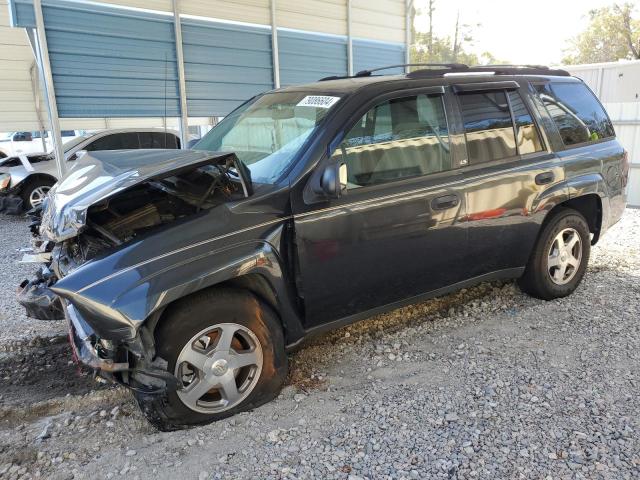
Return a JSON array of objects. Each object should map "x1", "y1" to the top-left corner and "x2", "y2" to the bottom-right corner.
[
  {"x1": 17, "y1": 233, "x2": 64, "y2": 320},
  {"x1": 17, "y1": 264, "x2": 64, "y2": 320},
  {"x1": 64, "y1": 301, "x2": 178, "y2": 394}
]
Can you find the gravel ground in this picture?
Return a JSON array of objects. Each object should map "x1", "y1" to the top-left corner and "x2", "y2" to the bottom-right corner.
[
  {"x1": 0, "y1": 209, "x2": 638, "y2": 479},
  {"x1": 0, "y1": 214, "x2": 65, "y2": 346}
]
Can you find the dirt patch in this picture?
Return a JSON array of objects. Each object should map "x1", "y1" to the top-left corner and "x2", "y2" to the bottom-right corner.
[{"x1": 0, "y1": 340, "x2": 108, "y2": 408}]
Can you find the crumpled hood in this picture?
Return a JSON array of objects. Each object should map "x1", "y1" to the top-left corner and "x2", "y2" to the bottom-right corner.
[{"x1": 40, "y1": 149, "x2": 235, "y2": 242}]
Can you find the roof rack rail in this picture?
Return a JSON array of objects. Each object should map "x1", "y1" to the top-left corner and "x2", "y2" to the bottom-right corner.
[
  {"x1": 318, "y1": 63, "x2": 570, "y2": 82},
  {"x1": 407, "y1": 64, "x2": 571, "y2": 78},
  {"x1": 354, "y1": 63, "x2": 468, "y2": 77}
]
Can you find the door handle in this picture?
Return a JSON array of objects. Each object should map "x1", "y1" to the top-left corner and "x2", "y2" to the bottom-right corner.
[
  {"x1": 535, "y1": 171, "x2": 554, "y2": 185},
  {"x1": 431, "y1": 194, "x2": 459, "y2": 210}
]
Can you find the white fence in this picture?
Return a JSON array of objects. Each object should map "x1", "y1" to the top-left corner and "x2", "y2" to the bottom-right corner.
[{"x1": 567, "y1": 61, "x2": 640, "y2": 207}]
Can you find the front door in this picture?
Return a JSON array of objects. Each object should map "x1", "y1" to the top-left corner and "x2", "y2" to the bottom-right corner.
[{"x1": 293, "y1": 90, "x2": 468, "y2": 327}]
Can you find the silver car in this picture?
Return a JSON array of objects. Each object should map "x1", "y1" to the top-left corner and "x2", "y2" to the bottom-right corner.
[{"x1": 0, "y1": 128, "x2": 180, "y2": 211}]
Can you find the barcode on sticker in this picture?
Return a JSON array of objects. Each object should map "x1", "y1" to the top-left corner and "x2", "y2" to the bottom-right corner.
[{"x1": 297, "y1": 95, "x2": 340, "y2": 109}]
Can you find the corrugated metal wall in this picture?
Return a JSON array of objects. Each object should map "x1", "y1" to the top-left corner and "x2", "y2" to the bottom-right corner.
[
  {"x1": 279, "y1": 29, "x2": 347, "y2": 86},
  {"x1": 182, "y1": 18, "x2": 272, "y2": 117},
  {"x1": 278, "y1": 0, "x2": 347, "y2": 36},
  {"x1": 10, "y1": 0, "x2": 180, "y2": 117},
  {"x1": 6, "y1": 0, "x2": 407, "y2": 127},
  {"x1": 0, "y1": 0, "x2": 42, "y2": 131},
  {"x1": 353, "y1": 38, "x2": 404, "y2": 74},
  {"x1": 352, "y1": 0, "x2": 405, "y2": 43},
  {"x1": 182, "y1": 0, "x2": 271, "y2": 26},
  {"x1": 568, "y1": 62, "x2": 640, "y2": 207}
]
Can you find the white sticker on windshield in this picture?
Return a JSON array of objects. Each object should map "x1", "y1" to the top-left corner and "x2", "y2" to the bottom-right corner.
[{"x1": 297, "y1": 95, "x2": 340, "y2": 109}]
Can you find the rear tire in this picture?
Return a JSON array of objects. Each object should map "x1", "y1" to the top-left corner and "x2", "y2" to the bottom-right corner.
[
  {"x1": 134, "y1": 288, "x2": 287, "y2": 431},
  {"x1": 518, "y1": 208, "x2": 591, "y2": 300}
]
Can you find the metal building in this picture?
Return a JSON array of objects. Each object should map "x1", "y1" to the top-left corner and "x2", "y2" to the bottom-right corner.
[
  {"x1": 3, "y1": 0, "x2": 410, "y2": 175},
  {"x1": 567, "y1": 61, "x2": 640, "y2": 207}
]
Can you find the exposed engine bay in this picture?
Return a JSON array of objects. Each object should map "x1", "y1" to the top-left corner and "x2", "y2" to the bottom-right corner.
[{"x1": 19, "y1": 155, "x2": 247, "y2": 319}]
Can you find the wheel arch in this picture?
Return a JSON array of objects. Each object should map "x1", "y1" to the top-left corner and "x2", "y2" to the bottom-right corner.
[
  {"x1": 130, "y1": 244, "x2": 305, "y2": 352},
  {"x1": 15, "y1": 172, "x2": 58, "y2": 190}
]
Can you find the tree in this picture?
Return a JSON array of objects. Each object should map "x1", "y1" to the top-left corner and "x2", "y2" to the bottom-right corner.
[
  {"x1": 410, "y1": 3, "x2": 501, "y2": 66},
  {"x1": 563, "y1": 3, "x2": 640, "y2": 64}
]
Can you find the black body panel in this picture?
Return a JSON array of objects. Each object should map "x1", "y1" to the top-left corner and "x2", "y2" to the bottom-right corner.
[{"x1": 44, "y1": 70, "x2": 627, "y2": 353}]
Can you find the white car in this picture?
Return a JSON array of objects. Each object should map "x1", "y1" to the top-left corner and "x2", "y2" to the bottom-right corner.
[
  {"x1": 0, "y1": 128, "x2": 181, "y2": 211},
  {"x1": 0, "y1": 130, "x2": 83, "y2": 158}
]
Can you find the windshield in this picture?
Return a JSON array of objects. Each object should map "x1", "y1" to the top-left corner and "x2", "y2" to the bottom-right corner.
[{"x1": 193, "y1": 92, "x2": 341, "y2": 184}]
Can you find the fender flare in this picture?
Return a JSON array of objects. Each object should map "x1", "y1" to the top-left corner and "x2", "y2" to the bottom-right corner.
[{"x1": 58, "y1": 233, "x2": 305, "y2": 343}]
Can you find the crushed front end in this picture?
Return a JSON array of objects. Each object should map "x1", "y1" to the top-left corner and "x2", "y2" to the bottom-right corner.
[{"x1": 17, "y1": 149, "x2": 250, "y2": 394}]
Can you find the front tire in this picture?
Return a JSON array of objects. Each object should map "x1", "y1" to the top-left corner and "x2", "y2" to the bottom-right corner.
[
  {"x1": 518, "y1": 208, "x2": 591, "y2": 300},
  {"x1": 134, "y1": 288, "x2": 288, "y2": 431},
  {"x1": 20, "y1": 178, "x2": 55, "y2": 210}
]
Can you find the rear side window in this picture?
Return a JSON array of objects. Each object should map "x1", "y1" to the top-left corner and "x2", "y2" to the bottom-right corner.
[
  {"x1": 507, "y1": 91, "x2": 544, "y2": 155},
  {"x1": 333, "y1": 94, "x2": 451, "y2": 188},
  {"x1": 139, "y1": 132, "x2": 179, "y2": 149},
  {"x1": 459, "y1": 91, "x2": 516, "y2": 164},
  {"x1": 535, "y1": 82, "x2": 614, "y2": 146}
]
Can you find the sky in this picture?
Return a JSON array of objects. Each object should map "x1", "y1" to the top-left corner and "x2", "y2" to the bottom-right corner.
[{"x1": 413, "y1": 0, "x2": 639, "y2": 65}]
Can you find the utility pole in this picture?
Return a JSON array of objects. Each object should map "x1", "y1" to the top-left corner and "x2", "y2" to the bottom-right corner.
[
  {"x1": 452, "y1": 11, "x2": 460, "y2": 62},
  {"x1": 427, "y1": 0, "x2": 435, "y2": 56}
]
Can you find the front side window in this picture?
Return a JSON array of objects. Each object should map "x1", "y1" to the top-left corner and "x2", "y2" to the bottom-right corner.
[
  {"x1": 535, "y1": 82, "x2": 615, "y2": 146},
  {"x1": 194, "y1": 92, "x2": 341, "y2": 184},
  {"x1": 459, "y1": 91, "x2": 516, "y2": 164},
  {"x1": 507, "y1": 91, "x2": 544, "y2": 155},
  {"x1": 332, "y1": 94, "x2": 451, "y2": 188}
]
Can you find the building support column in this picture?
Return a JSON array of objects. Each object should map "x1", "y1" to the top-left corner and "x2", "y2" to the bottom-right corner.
[
  {"x1": 26, "y1": 31, "x2": 47, "y2": 151},
  {"x1": 172, "y1": 0, "x2": 189, "y2": 149},
  {"x1": 271, "y1": 0, "x2": 280, "y2": 88},
  {"x1": 405, "y1": 0, "x2": 413, "y2": 72},
  {"x1": 347, "y1": 0, "x2": 353, "y2": 76},
  {"x1": 33, "y1": 0, "x2": 65, "y2": 177}
]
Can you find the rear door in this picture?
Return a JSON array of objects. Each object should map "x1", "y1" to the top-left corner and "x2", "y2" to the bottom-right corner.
[
  {"x1": 454, "y1": 82, "x2": 562, "y2": 276},
  {"x1": 293, "y1": 87, "x2": 468, "y2": 326}
]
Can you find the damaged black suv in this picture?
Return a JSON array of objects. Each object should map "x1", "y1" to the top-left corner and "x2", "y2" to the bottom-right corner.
[{"x1": 25, "y1": 64, "x2": 628, "y2": 430}]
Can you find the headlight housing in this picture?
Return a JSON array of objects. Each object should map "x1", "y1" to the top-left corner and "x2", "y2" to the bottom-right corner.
[{"x1": 0, "y1": 173, "x2": 10, "y2": 191}]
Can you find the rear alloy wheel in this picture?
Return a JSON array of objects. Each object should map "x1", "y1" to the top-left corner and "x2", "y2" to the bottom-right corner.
[
  {"x1": 547, "y1": 227, "x2": 582, "y2": 285},
  {"x1": 134, "y1": 288, "x2": 287, "y2": 431},
  {"x1": 518, "y1": 208, "x2": 591, "y2": 300}
]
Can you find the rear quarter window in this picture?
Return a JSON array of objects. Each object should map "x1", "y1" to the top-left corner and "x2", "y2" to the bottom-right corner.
[{"x1": 535, "y1": 82, "x2": 615, "y2": 147}]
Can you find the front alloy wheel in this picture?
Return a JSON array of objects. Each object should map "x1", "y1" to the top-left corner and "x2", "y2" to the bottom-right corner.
[
  {"x1": 29, "y1": 185, "x2": 50, "y2": 208},
  {"x1": 175, "y1": 323, "x2": 263, "y2": 414},
  {"x1": 133, "y1": 288, "x2": 288, "y2": 431}
]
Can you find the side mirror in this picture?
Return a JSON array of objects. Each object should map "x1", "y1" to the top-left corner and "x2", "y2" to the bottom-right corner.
[
  {"x1": 70, "y1": 150, "x2": 87, "y2": 161},
  {"x1": 13, "y1": 132, "x2": 32, "y2": 142},
  {"x1": 317, "y1": 162, "x2": 348, "y2": 198}
]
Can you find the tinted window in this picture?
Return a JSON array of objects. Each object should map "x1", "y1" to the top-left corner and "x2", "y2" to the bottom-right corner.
[
  {"x1": 333, "y1": 94, "x2": 451, "y2": 188},
  {"x1": 139, "y1": 132, "x2": 178, "y2": 149},
  {"x1": 507, "y1": 91, "x2": 544, "y2": 155},
  {"x1": 535, "y1": 82, "x2": 614, "y2": 146},
  {"x1": 459, "y1": 91, "x2": 516, "y2": 164},
  {"x1": 86, "y1": 133, "x2": 139, "y2": 151},
  {"x1": 61, "y1": 130, "x2": 76, "y2": 137},
  {"x1": 162, "y1": 133, "x2": 179, "y2": 149}
]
